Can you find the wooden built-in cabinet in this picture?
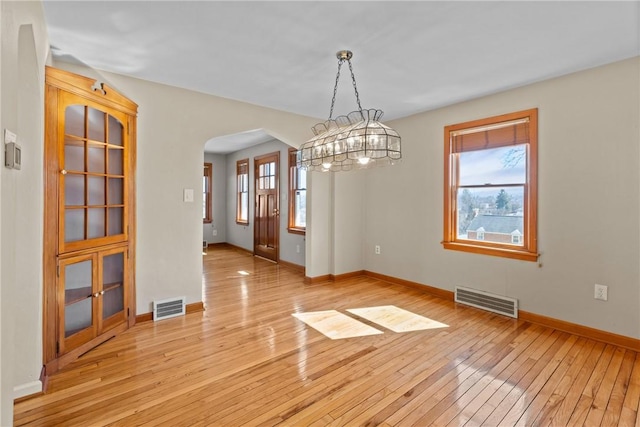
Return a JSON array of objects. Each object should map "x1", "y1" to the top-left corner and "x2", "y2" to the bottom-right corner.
[{"x1": 44, "y1": 67, "x2": 138, "y2": 374}]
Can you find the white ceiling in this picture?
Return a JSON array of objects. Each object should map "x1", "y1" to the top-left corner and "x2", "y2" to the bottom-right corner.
[{"x1": 42, "y1": 1, "x2": 640, "y2": 153}]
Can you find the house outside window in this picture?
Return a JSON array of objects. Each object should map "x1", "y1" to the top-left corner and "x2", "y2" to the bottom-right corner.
[
  {"x1": 203, "y1": 162, "x2": 212, "y2": 224},
  {"x1": 512, "y1": 231, "x2": 522, "y2": 244},
  {"x1": 467, "y1": 216, "x2": 523, "y2": 244},
  {"x1": 288, "y1": 148, "x2": 306, "y2": 234},
  {"x1": 236, "y1": 159, "x2": 249, "y2": 224},
  {"x1": 442, "y1": 108, "x2": 538, "y2": 261}
]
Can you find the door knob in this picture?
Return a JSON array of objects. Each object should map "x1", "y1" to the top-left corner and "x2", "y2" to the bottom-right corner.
[
  {"x1": 100, "y1": 290, "x2": 105, "y2": 295},
  {"x1": 93, "y1": 292, "x2": 99, "y2": 298},
  {"x1": 61, "y1": 169, "x2": 67, "y2": 175}
]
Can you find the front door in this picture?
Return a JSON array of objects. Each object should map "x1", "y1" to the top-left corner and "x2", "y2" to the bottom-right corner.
[{"x1": 254, "y1": 152, "x2": 279, "y2": 262}]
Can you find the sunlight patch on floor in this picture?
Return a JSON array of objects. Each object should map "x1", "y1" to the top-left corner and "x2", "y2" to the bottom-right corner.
[
  {"x1": 292, "y1": 310, "x2": 384, "y2": 340},
  {"x1": 347, "y1": 305, "x2": 449, "y2": 332}
]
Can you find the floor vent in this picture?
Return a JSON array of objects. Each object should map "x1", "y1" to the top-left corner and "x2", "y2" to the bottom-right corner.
[
  {"x1": 153, "y1": 297, "x2": 186, "y2": 321},
  {"x1": 455, "y1": 286, "x2": 518, "y2": 318}
]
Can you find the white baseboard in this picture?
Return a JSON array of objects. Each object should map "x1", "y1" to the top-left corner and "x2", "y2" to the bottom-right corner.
[{"x1": 14, "y1": 380, "x2": 42, "y2": 399}]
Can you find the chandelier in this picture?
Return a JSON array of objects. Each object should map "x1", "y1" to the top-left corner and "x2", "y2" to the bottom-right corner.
[{"x1": 297, "y1": 50, "x2": 401, "y2": 172}]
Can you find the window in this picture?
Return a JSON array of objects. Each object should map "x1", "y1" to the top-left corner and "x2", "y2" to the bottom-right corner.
[
  {"x1": 236, "y1": 159, "x2": 249, "y2": 224},
  {"x1": 203, "y1": 163, "x2": 212, "y2": 223},
  {"x1": 288, "y1": 148, "x2": 306, "y2": 234},
  {"x1": 443, "y1": 108, "x2": 538, "y2": 261}
]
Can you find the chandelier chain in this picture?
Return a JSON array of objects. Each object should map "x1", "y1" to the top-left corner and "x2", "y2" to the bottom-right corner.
[
  {"x1": 328, "y1": 57, "x2": 364, "y2": 119},
  {"x1": 347, "y1": 59, "x2": 363, "y2": 112},
  {"x1": 328, "y1": 58, "x2": 344, "y2": 120}
]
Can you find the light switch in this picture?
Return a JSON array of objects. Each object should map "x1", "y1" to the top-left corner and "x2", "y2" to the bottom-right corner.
[
  {"x1": 4, "y1": 129, "x2": 17, "y2": 144},
  {"x1": 183, "y1": 188, "x2": 194, "y2": 203}
]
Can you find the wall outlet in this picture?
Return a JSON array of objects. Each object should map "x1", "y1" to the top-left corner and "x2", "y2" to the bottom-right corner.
[
  {"x1": 375, "y1": 245, "x2": 381, "y2": 255},
  {"x1": 212, "y1": 229, "x2": 217, "y2": 236},
  {"x1": 594, "y1": 283, "x2": 608, "y2": 301}
]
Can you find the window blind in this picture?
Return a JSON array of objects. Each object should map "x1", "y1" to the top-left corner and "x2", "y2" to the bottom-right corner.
[{"x1": 452, "y1": 118, "x2": 530, "y2": 153}]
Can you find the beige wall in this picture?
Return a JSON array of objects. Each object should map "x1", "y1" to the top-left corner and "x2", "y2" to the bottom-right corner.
[
  {"x1": 0, "y1": 0, "x2": 51, "y2": 421},
  {"x1": 333, "y1": 172, "x2": 365, "y2": 275},
  {"x1": 364, "y1": 57, "x2": 640, "y2": 339}
]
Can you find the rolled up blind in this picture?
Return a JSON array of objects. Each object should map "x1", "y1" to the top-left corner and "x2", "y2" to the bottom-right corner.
[{"x1": 451, "y1": 118, "x2": 530, "y2": 153}]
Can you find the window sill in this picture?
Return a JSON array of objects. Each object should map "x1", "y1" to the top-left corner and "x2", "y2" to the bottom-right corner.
[
  {"x1": 442, "y1": 241, "x2": 538, "y2": 262},
  {"x1": 236, "y1": 221, "x2": 249, "y2": 226},
  {"x1": 288, "y1": 227, "x2": 306, "y2": 235}
]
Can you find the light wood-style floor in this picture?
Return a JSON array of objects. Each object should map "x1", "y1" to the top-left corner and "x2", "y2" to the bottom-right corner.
[{"x1": 15, "y1": 245, "x2": 640, "y2": 426}]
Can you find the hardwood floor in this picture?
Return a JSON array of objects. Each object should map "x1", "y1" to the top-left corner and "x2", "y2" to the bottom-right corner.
[{"x1": 14, "y1": 245, "x2": 640, "y2": 426}]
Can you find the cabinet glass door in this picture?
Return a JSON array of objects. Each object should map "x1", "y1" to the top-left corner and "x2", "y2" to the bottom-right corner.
[
  {"x1": 59, "y1": 255, "x2": 97, "y2": 354},
  {"x1": 100, "y1": 248, "x2": 126, "y2": 331},
  {"x1": 60, "y1": 92, "x2": 127, "y2": 253}
]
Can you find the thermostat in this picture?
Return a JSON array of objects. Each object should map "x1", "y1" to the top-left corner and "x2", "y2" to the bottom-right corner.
[
  {"x1": 4, "y1": 129, "x2": 20, "y2": 170},
  {"x1": 4, "y1": 129, "x2": 22, "y2": 169},
  {"x1": 5, "y1": 141, "x2": 22, "y2": 170}
]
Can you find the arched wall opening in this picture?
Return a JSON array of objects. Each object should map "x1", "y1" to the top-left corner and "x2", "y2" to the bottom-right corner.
[{"x1": 201, "y1": 129, "x2": 305, "y2": 268}]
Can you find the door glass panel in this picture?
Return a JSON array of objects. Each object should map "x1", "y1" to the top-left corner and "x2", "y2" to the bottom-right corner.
[
  {"x1": 108, "y1": 178, "x2": 123, "y2": 205},
  {"x1": 87, "y1": 107, "x2": 106, "y2": 142},
  {"x1": 108, "y1": 115, "x2": 123, "y2": 146},
  {"x1": 64, "y1": 141, "x2": 84, "y2": 172},
  {"x1": 65, "y1": 209, "x2": 85, "y2": 242},
  {"x1": 88, "y1": 145, "x2": 105, "y2": 173},
  {"x1": 103, "y1": 252, "x2": 124, "y2": 319},
  {"x1": 64, "y1": 259, "x2": 93, "y2": 338},
  {"x1": 103, "y1": 252, "x2": 123, "y2": 284},
  {"x1": 65, "y1": 175, "x2": 85, "y2": 206},
  {"x1": 65, "y1": 105, "x2": 85, "y2": 137},
  {"x1": 88, "y1": 176, "x2": 105, "y2": 205},
  {"x1": 103, "y1": 286, "x2": 124, "y2": 320},
  {"x1": 65, "y1": 298, "x2": 92, "y2": 338},
  {"x1": 108, "y1": 148, "x2": 123, "y2": 175},
  {"x1": 108, "y1": 208, "x2": 123, "y2": 235},
  {"x1": 87, "y1": 208, "x2": 105, "y2": 239}
]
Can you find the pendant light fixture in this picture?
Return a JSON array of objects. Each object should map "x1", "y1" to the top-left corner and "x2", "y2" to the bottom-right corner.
[{"x1": 297, "y1": 50, "x2": 401, "y2": 172}]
